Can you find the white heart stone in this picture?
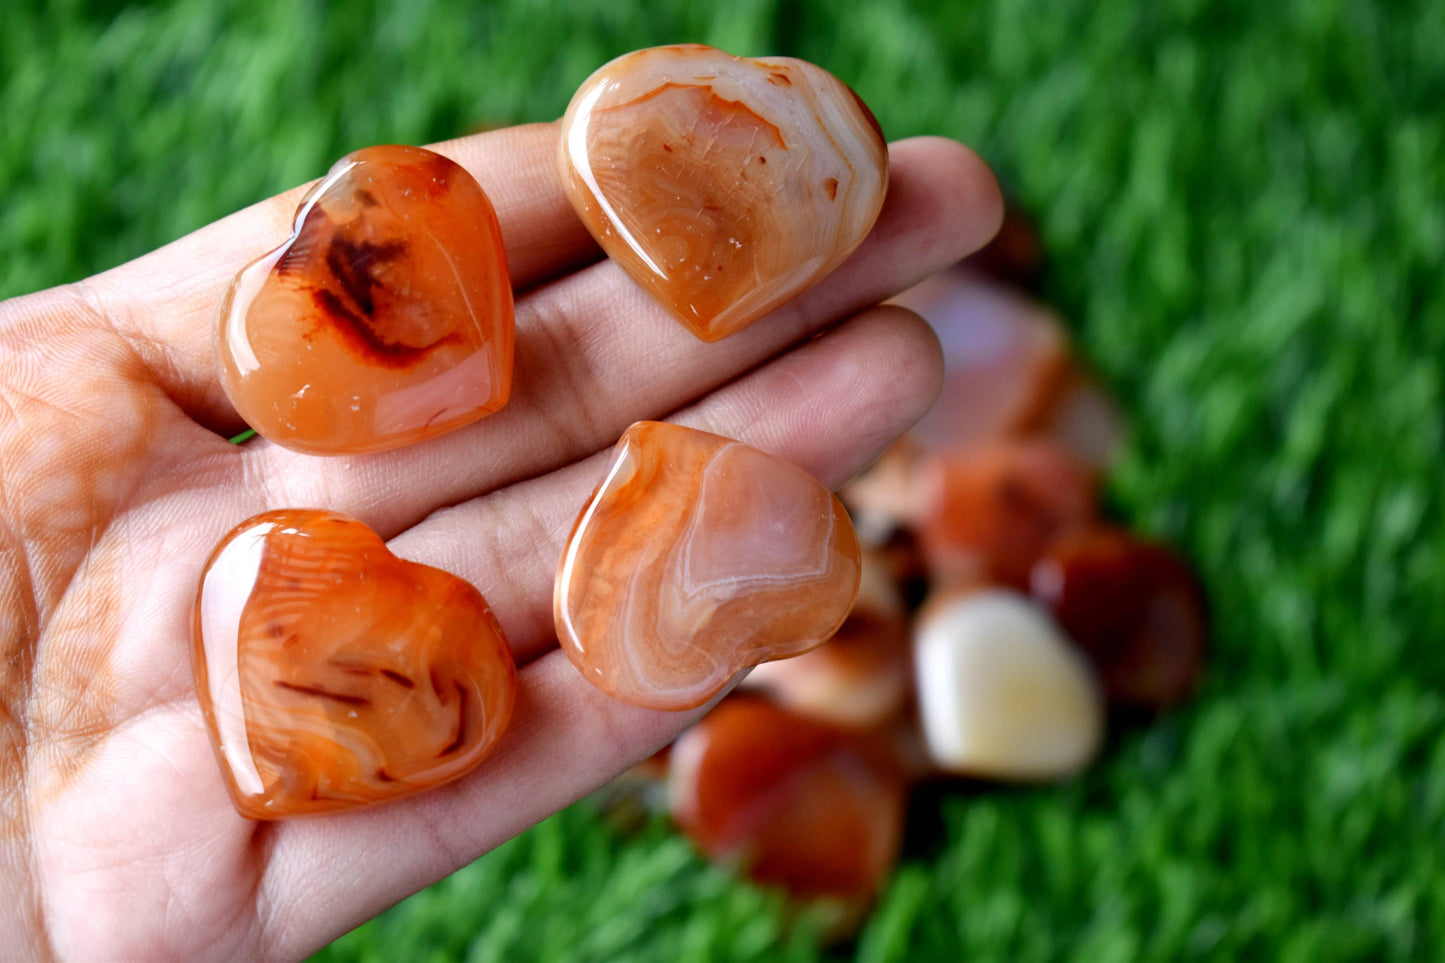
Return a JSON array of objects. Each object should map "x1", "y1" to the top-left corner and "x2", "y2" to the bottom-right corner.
[{"x1": 914, "y1": 589, "x2": 1104, "y2": 780}]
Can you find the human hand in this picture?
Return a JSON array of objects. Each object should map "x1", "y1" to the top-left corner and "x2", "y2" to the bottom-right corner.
[{"x1": 0, "y1": 121, "x2": 1001, "y2": 959}]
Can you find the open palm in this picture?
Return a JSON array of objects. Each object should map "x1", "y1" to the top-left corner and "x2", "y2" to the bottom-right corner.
[{"x1": 0, "y1": 122, "x2": 1001, "y2": 959}]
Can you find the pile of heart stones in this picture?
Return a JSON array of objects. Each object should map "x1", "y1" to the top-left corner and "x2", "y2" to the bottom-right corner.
[{"x1": 194, "y1": 41, "x2": 1206, "y2": 931}]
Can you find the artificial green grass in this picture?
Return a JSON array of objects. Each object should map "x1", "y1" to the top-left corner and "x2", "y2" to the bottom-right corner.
[{"x1": 6, "y1": 0, "x2": 1444, "y2": 958}]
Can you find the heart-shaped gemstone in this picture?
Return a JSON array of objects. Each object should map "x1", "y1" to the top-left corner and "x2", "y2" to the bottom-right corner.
[
  {"x1": 1030, "y1": 526, "x2": 1208, "y2": 709},
  {"x1": 669, "y1": 697, "x2": 907, "y2": 909},
  {"x1": 558, "y1": 44, "x2": 888, "y2": 342},
  {"x1": 215, "y1": 145, "x2": 514, "y2": 454},
  {"x1": 555, "y1": 422, "x2": 861, "y2": 711},
  {"x1": 916, "y1": 439, "x2": 1098, "y2": 589},
  {"x1": 193, "y1": 510, "x2": 516, "y2": 819}
]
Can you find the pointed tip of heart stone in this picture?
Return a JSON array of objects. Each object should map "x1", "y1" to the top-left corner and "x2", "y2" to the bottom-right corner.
[
  {"x1": 555, "y1": 422, "x2": 862, "y2": 711},
  {"x1": 193, "y1": 509, "x2": 516, "y2": 819},
  {"x1": 557, "y1": 45, "x2": 889, "y2": 342},
  {"x1": 741, "y1": 548, "x2": 911, "y2": 729},
  {"x1": 215, "y1": 145, "x2": 515, "y2": 454}
]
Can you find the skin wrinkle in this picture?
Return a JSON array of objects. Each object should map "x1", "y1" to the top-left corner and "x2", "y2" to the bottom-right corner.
[
  {"x1": 72, "y1": 278, "x2": 206, "y2": 425},
  {"x1": 25, "y1": 476, "x2": 150, "y2": 776},
  {"x1": 408, "y1": 750, "x2": 504, "y2": 871},
  {"x1": 0, "y1": 292, "x2": 153, "y2": 963},
  {"x1": 0, "y1": 719, "x2": 46, "y2": 961},
  {"x1": 0, "y1": 372, "x2": 49, "y2": 963},
  {"x1": 248, "y1": 823, "x2": 285, "y2": 959},
  {"x1": 0, "y1": 398, "x2": 53, "y2": 648},
  {"x1": 407, "y1": 495, "x2": 563, "y2": 663},
  {"x1": 251, "y1": 447, "x2": 346, "y2": 518},
  {"x1": 0, "y1": 375, "x2": 150, "y2": 612},
  {"x1": 512, "y1": 286, "x2": 619, "y2": 458},
  {"x1": 0, "y1": 287, "x2": 234, "y2": 961},
  {"x1": 0, "y1": 522, "x2": 39, "y2": 745}
]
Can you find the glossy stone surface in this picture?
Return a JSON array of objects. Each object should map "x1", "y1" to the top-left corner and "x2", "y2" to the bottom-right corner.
[
  {"x1": 558, "y1": 44, "x2": 888, "y2": 341},
  {"x1": 742, "y1": 549, "x2": 910, "y2": 729},
  {"x1": 916, "y1": 439, "x2": 1097, "y2": 589},
  {"x1": 194, "y1": 510, "x2": 516, "y2": 819},
  {"x1": 1031, "y1": 526, "x2": 1208, "y2": 708},
  {"x1": 669, "y1": 698, "x2": 908, "y2": 905},
  {"x1": 216, "y1": 145, "x2": 514, "y2": 454},
  {"x1": 914, "y1": 589, "x2": 1104, "y2": 780},
  {"x1": 555, "y1": 422, "x2": 861, "y2": 711}
]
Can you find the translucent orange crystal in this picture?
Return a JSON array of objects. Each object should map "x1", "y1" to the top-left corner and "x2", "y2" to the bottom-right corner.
[
  {"x1": 193, "y1": 510, "x2": 516, "y2": 819},
  {"x1": 555, "y1": 422, "x2": 861, "y2": 711},
  {"x1": 558, "y1": 45, "x2": 888, "y2": 341},
  {"x1": 669, "y1": 697, "x2": 908, "y2": 904},
  {"x1": 1031, "y1": 526, "x2": 1208, "y2": 708},
  {"x1": 916, "y1": 439, "x2": 1097, "y2": 589},
  {"x1": 215, "y1": 145, "x2": 514, "y2": 454}
]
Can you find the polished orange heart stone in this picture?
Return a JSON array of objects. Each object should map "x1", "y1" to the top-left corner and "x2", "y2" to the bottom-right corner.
[
  {"x1": 215, "y1": 145, "x2": 514, "y2": 454},
  {"x1": 558, "y1": 44, "x2": 888, "y2": 341},
  {"x1": 916, "y1": 439, "x2": 1098, "y2": 589},
  {"x1": 669, "y1": 697, "x2": 908, "y2": 906},
  {"x1": 1031, "y1": 526, "x2": 1208, "y2": 709},
  {"x1": 193, "y1": 510, "x2": 516, "y2": 819},
  {"x1": 555, "y1": 422, "x2": 861, "y2": 711}
]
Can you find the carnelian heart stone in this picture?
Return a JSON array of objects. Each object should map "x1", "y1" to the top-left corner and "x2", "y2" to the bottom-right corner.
[
  {"x1": 558, "y1": 44, "x2": 888, "y2": 342},
  {"x1": 916, "y1": 439, "x2": 1098, "y2": 589},
  {"x1": 669, "y1": 697, "x2": 908, "y2": 905},
  {"x1": 215, "y1": 145, "x2": 514, "y2": 454},
  {"x1": 193, "y1": 510, "x2": 516, "y2": 819},
  {"x1": 1030, "y1": 526, "x2": 1209, "y2": 709},
  {"x1": 555, "y1": 421, "x2": 862, "y2": 711}
]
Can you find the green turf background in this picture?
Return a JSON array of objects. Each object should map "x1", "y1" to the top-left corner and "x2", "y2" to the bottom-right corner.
[{"x1": 6, "y1": 0, "x2": 1444, "y2": 959}]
